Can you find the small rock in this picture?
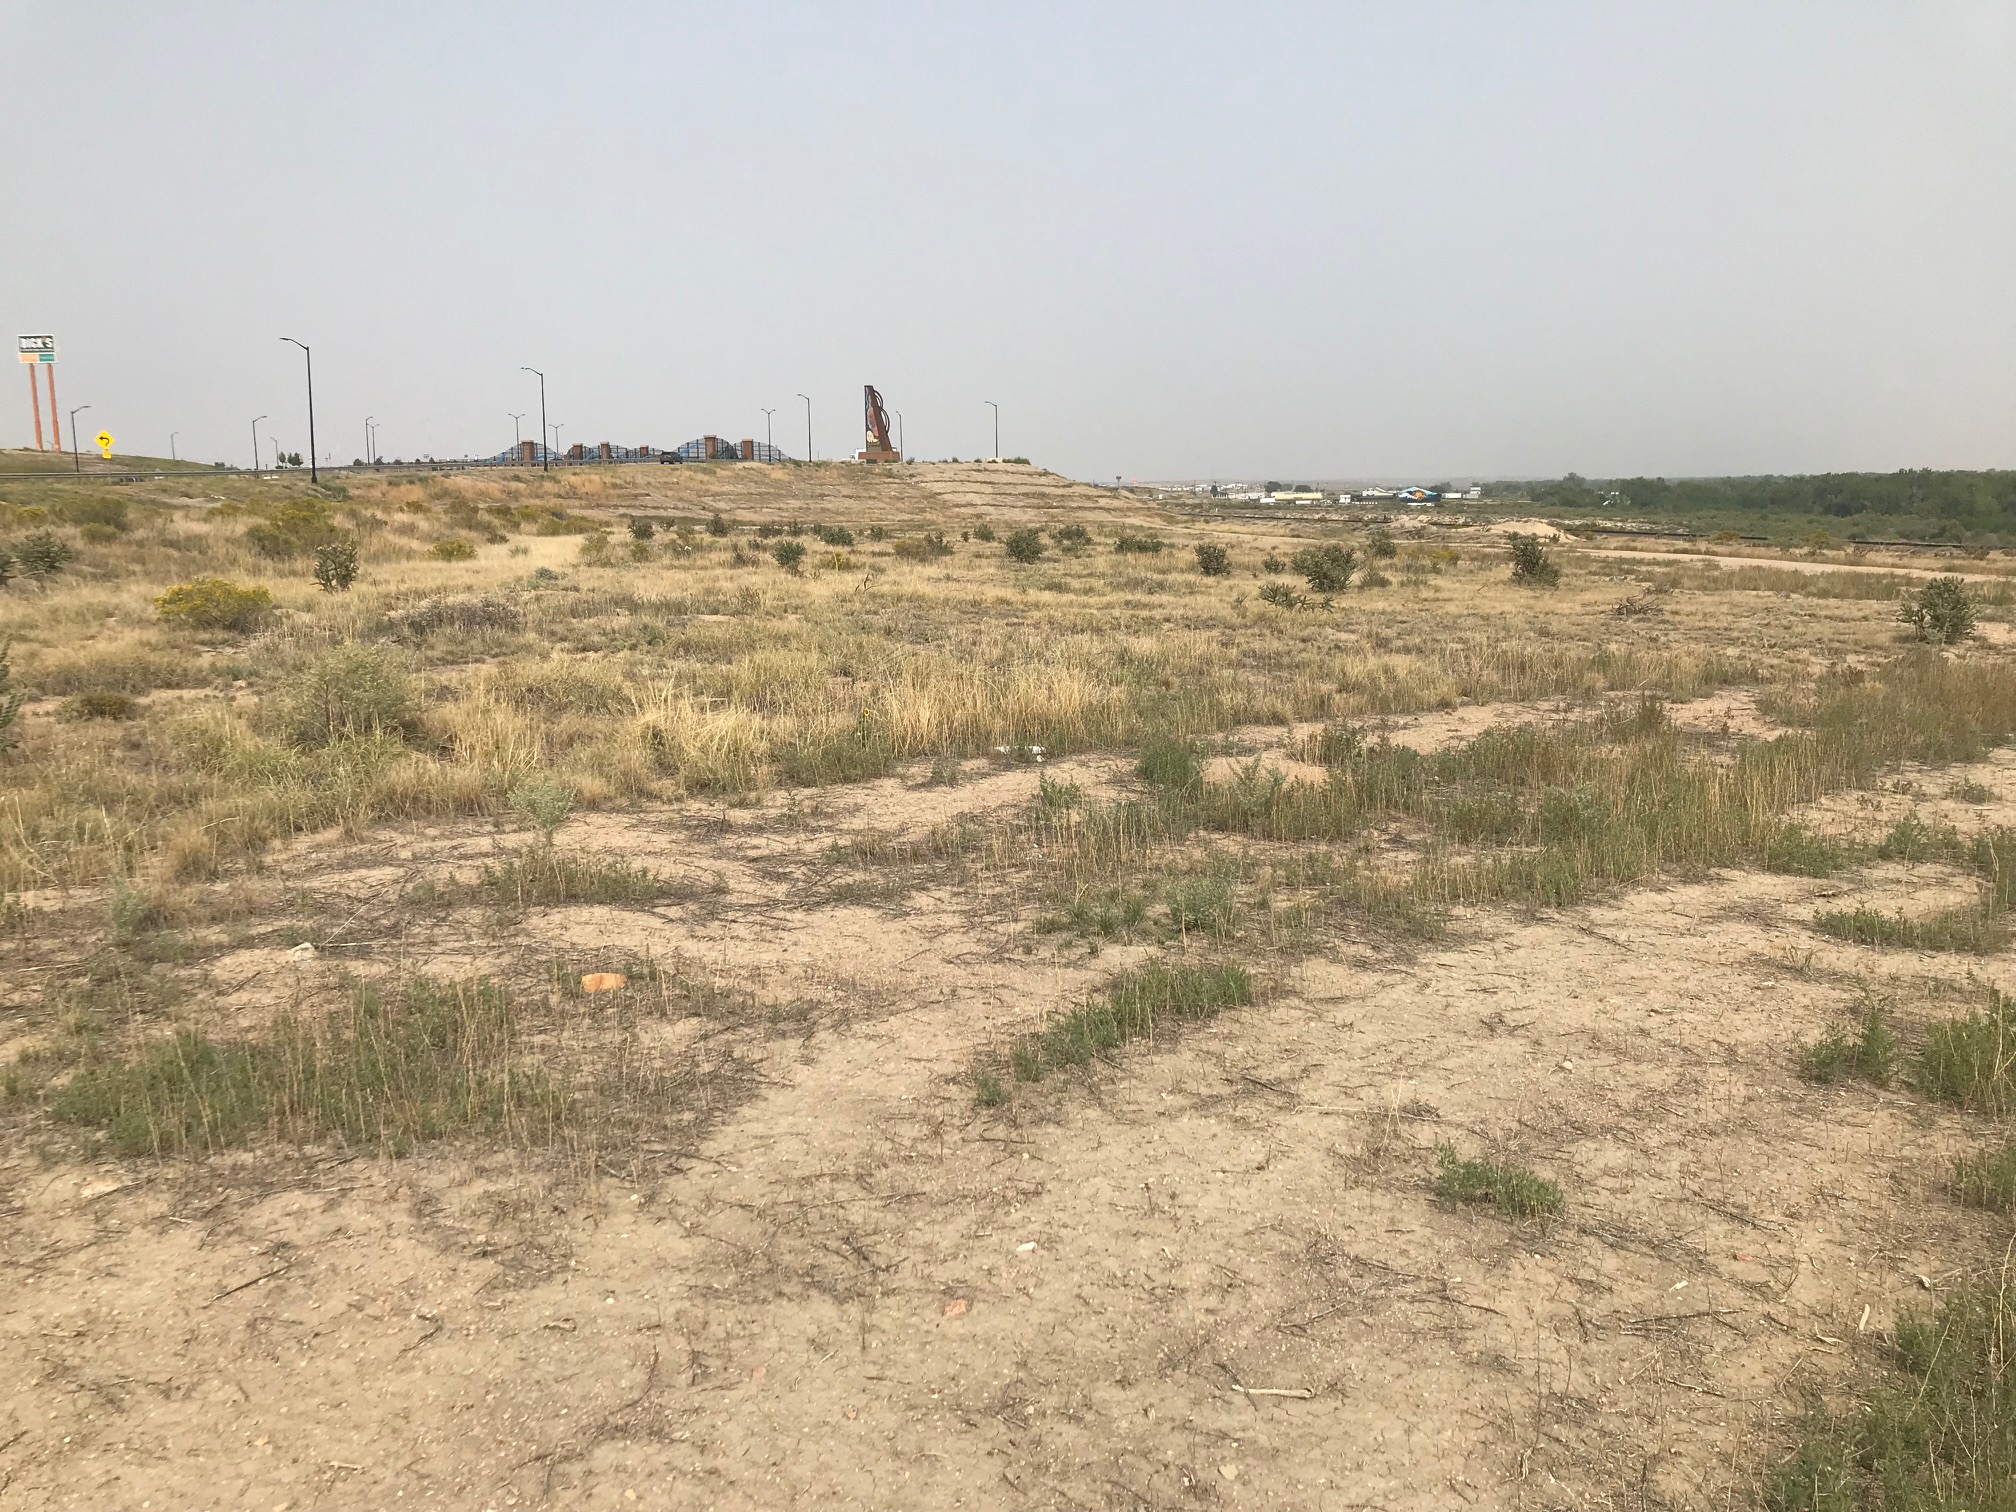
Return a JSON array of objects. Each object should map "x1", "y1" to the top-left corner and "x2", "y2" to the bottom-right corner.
[
  {"x1": 288, "y1": 942, "x2": 316, "y2": 960},
  {"x1": 581, "y1": 972, "x2": 627, "y2": 995},
  {"x1": 1219, "y1": 1464, "x2": 1240, "y2": 1482},
  {"x1": 942, "y1": 1298, "x2": 969, "y2": 1318},
  {"x1": 1016, "y1": 1241, "x2": 1037, "y2": 1254}
]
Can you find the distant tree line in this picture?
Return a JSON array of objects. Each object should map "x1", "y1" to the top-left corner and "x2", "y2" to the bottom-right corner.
[{"x1": 1485, "y1": 469, "x2": 2016, "y2": 543}]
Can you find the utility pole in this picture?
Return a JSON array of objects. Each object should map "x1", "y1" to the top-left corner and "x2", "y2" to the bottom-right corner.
[
  {"x1": 68, "y1": 405, "x2": 90, "y2": 475},
  {"x1": 984, "y1": 401, "x2": 999, "y2": 462},
  {"x1": 797, "y1": 394, "x2": 811, "y2": 463},
  {"x1": 761, "y1": 407, "x2": 775, "y2": 454},
  {"x1": 522, "y1": 367, "x2": 548, "y2": 471},
  {"x1": 280, "y1": 338, "x2": 319, "y2": 484}
]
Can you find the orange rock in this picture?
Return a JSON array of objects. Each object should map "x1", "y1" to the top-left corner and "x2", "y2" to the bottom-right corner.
[
  {"x1": 942, "y1": 1297, "x2": 969, "y2": 1317},
  {"x1": 581, "y1": 972, "x2": 627, "y2": 994}
]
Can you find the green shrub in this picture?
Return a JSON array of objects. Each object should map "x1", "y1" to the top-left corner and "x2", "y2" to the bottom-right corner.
[
  {"x1": 1367, "y1": 526, "x2": 1398, "y2": 559},
  {"x1": 508, "y1": 775, "x2": 576, "y2": 842},
  {"x1": 1799, "y1": 1001, "x2": 1896, "y2": 1085},
  {"x1": 1767, "y1": 1281, "x2": 2016, "y2": 1511},
  {"x1": 772, "y1": 540, "x2": 807, "y2": 572},
  {"x1": 1951, "y1": 1143, "x2": 2016, "y2": 1212},
  {"x1": 243, "y1": 502, "x2": 338, "y2": 558},
  {"x1": 1918, "y1": 989, "x2": 2016, "y2": 1115},
  {"x1": 706, "y1": 512, "x2": 729, "y2": 536},
  {"x1": 0, "y1": 545, "x2": 14, "y2": 587},
  {"x1": 18, "y1": 530, "x2": 75, "y2": 578},
  {"x1": 972, "y1": 522, "x2": 997, "y2": 543},
  {"x1": 1814, "y1": 906, "x2": 2008, "y2": 954},
  {"x1": 430, "y1": 537, "x2": 477, "y2": 561},
  {"x1": 1194, "y1": 543, "x2": 1231, "y2": 576},
  {"x1": 1136, "y1": 734, "x2": 1205, "y2": 792},
  {"x1": 1115, "y1": 532, "x2": 1165, "y2": 554},
  {"x1": 628, "y1": 516, "x2": 655, "y2": 541},
  {"x1": 1899, "y1": 576, "x2": 1976, "y2": 644},
  {"x1": 263, "y1": 643, "x2": 417, "y2": 750},
  {"x1": 1763, "y1": 823, "x2": 1851, "y2": 876},
  {"x1": 1508, "y1": 535, "x2": 1561, "y2": 587},
  {"x1": 313, "y1": 538, "x2": 360, "y2": 593},
  {"x1": 1052, "y1": 523, "x2": 1091, "y2": 552},
  {"x1": 814, "y1": 524, "x2": 855, "y2": 547},
  {"x1": 154, "y1": 578, "x2": 277, "y2": 634},
  {"x1": 893, "y1": 530, "x2": 953, "y2": 561},
  {"x1": 1258, "y1": 581, "x2": 1308, "y2": 609},
  {"x1": 1433, "y1": 1145, "x2": 1562, "y2": 1218},
  {"x1": 1292, "y1": 543, "x2": 1358, "y2": 594},
  {"x1": 1004, "y1": 528, "x2": 1045, "y2": 563}
]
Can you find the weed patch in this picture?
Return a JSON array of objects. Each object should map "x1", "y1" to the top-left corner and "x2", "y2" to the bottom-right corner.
[
  {"x1": 989, "y1": 963, "x2": 1251, "y2": 1095},
  {"x1": 1433, "y1": 1145, "x2": 1563, "y2": 1218},
  {"x1": 1799, "y1": 1000, "x2": 1896, "y2": 1085}
]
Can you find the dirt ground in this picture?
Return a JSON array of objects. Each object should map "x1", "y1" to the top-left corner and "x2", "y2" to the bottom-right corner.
[{"x1": 6, "y1": 726, "x2": 2008, "y2": 1511}]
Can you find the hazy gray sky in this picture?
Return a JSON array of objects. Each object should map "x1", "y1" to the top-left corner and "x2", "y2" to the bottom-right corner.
[{"x1": 5, "y1": 3, "x2": 2013, "y2": 480}]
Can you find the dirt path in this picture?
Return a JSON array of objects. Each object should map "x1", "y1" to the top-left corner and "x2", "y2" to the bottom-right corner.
[
  {"x1": 1579, "y1": 547, "x2": 2007, "y2": 582},
  {"x1": 6, "y1": 757, "x2": 2013, "y2": 1509}
]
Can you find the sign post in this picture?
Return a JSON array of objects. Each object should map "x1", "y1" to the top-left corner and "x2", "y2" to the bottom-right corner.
[{"x1": 17, "y1": 336, "x2": 56, "y2": 452}]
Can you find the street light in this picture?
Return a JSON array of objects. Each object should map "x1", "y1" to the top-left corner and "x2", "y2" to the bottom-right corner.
[
  {"x1": 984, "y1": 401, "x2": 999, "y2": 462},
  {"x1": 894, "y1": 410, "x2": 903, "y2": 459},
  {"x1": 761, "y1": 407, "x2": 775, "y2": 455},
  {"x1": 169, "y1": 431, "x2": 178, "y2": 462},
  {"x1": 364, "y1": 416, "x2": 376, "y2": 466},
  {"x1": 550, "y1": 422, "x2": 564, "y2": 461},
  {"x1": 508, "y1": 412, "x2": 525, "y2": 458},
  {"x1": 68, "y1": 405, "x2": 90, "y2": 475},
  {"x1": 521, "y1": 368, "x2": 548, "y2": 471},
  {"x1": 797, "y1": 394, "x2": 811, "y2": 463},
  {"x1": 251, "y1": 414, "x2": 267, "y2": 472},
  {"x1": 279, "y1": 338, "x2": 319, "y2": 484}
]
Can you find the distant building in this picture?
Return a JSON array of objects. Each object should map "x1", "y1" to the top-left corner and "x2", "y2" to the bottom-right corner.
[{"x1": 1395, "y1": 487, "x2": 1438, "y2": 503}]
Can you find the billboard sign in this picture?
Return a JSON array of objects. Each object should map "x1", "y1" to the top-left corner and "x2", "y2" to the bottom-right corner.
[{"x1": 17, "y1": 335, "x2": 55, "y2": 363}]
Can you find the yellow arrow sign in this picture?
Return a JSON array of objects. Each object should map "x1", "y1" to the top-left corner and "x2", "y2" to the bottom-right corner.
[{"x1": 95, "y1": 430, "x2": 114, "y2": 458}]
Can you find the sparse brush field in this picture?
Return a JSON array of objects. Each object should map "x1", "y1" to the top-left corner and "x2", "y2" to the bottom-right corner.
[{"x1": 4, "y1": 459, "x2": 2016, "y2": 1509}]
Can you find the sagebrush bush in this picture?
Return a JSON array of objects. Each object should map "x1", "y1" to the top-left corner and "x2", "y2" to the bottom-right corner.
[
  {"x1": 263, "y1": 643, "x2": 418, "y2": 750},
  {"x1": 1115, "y1": 532, "x2": 1165, "y2": 554},
  {"x1": 430, "y1": 537, "x2": 477, "y2": 561},
  {"x1": 154, "y1": 578, "x2": 277, "y2": 634},
  {"x1": 1194, "y1": 543, "x2": 1231, "y2": 576},
  {"x1": 1052, "y1": 523, "x2": 1091, "y2": 552},
  {"x1": 772, "y1": 540, "x2": 807, "y2": 572}
]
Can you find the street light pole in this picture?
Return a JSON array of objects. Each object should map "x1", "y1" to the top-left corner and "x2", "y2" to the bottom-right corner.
[
  {"x1": 761, "y1": 407, "x2": 775, "y2": 455},
  {"x1": 280, "y1": 338, "x2": 319, "y2": 484},
  {"x1": 797, "y1": 394, "x2": 811, "y2": 463},
  {"x1": 551, "y1": 422, "x2": 564, "y2": 460},
  {"x1": 364, "y1": 416, "x2": 376, "y2": 466},
  {"x1": 252, "y1": 414, "x2": 267, "y2": 472},
  {"x1": 521, "y1": 368, "x2": 547, "y2": 471},
  {"x1": 69, "y1": 405, "x2": 90, "y2": 476},
  {"x1": 894, "y1": 411, "x2": 903, "y2": 459},
  {"x1": 169, "y1": 431, "x2": 178, "y2": 462},
  {"x1": 984, "y1": 401, "x2": 999, "y2": 462},
  {"x1": 509, "y1": 412, "x2": 525, "y2": 458}
]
